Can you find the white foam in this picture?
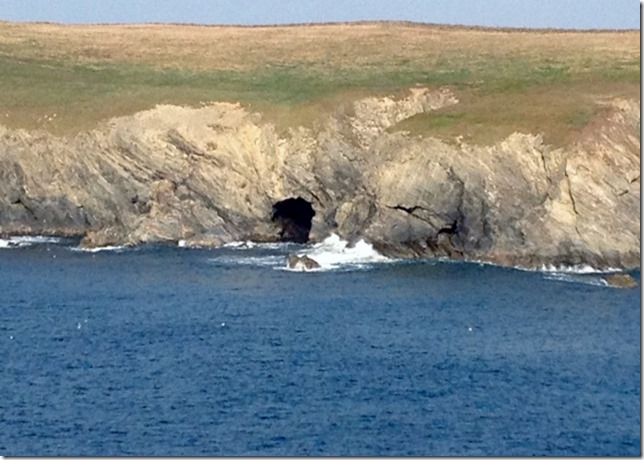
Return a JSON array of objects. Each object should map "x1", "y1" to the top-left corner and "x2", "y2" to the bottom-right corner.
[
  {"x1": 70, "y1": 245, "x2": 129, "y2": 253},
  {"x1": 0, "y1": 235, "x2": 63, "y2": 248},
  {"x1": 466, "y1": 257, "x2": 623, "y2": 286},
  {"x1": 282, "y1": 233, "x2": 391, "y2": 272},
  {"x1": 222, "y1": 240, "x2": 286, "y2": 250},
  {"x1": 538, "y1": 264, "x2": 621, "y2": 274},
  {"x1": 543, "y1": 272, "x2": 610, "y2": 287},
  {"x1": 465, "y1": 255, "x2": 622, "y2": 275},
  {"x1": 221, "y1": 241, "x2": 248, "y2": 249},
  {"x1": 209, "y1": 255, "x2": 284, "y2": 267}
]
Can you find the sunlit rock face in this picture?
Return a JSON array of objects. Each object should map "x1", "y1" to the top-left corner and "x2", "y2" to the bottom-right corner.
[{"x1": 0, "y1": 89, "x2": 639, "y2": 269}]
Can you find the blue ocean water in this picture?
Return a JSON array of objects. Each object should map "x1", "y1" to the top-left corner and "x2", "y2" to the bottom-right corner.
[{"x1": 0, "y1": 237, "x2": 640, "y2": 456}]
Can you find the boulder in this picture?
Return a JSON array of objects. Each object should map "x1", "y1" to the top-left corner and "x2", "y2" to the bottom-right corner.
[
  {"x1": 287, "y1": 254, "x2": 320, "y2": 270},
  {"x1": 603, "y1": 273, "x2": 638, "y2": 288}
]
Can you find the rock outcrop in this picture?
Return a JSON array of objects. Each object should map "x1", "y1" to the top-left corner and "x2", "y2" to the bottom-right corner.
[
  {"x1": 603, "y1": 273, "x2": 639, "y2": 289},
  {"x1": 0, "y1": 87, "x2": 639, "y2": 269},
  {"x1": 287, "y1": 255, "x2": 321, "y2": 271}
]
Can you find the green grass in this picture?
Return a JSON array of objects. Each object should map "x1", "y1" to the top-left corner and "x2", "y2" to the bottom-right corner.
[
  {"x1": 0, "y1": 44, "x2": 639, "y2": 143},
  {"x1": 386, "y1": 54, "x2": 639, "y2": 147}
]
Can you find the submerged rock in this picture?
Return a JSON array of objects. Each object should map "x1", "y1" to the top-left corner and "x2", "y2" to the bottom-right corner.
[
  {"x1": 603, "y1": 273, "x2": 638, "y2": 288},
  {"x1": 287, "y1": 254, "x2": 320, "y2": 271}
]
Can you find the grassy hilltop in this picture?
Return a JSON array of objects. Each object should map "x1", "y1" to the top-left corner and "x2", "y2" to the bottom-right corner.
[{"x1": 0, "y1": 21, "x2": 639, "y2": 146}]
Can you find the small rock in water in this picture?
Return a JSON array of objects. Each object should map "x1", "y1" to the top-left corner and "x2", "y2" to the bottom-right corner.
[
  {"x1": 603, "y1": 273, "x2": 638, "y2": 288},
  {"x1": 287, "y1": 254, "x2": 320, "y2": 271}
]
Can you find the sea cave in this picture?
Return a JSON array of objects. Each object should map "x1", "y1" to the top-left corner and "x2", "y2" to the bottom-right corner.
[{"x1": 271, "y1": 197, "x2": 315, "y2": 243}]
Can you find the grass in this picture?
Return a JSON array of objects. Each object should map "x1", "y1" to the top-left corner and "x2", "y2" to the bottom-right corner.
[
  {"x1": 0, "y1": 21, "x2": 639, "y2": 145},
  {"x1": 392, "y1": 79, "x2": 637, "y2": 147}
]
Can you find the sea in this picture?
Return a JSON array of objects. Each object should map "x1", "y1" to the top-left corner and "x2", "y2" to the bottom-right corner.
[{"x1": 1, "y1": 234, "x2": 640, "y2": 456}]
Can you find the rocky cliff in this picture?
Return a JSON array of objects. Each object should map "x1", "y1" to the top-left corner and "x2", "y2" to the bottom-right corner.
[{"x1": 0, "y1": 87, "x2": 639, "y2": 269}]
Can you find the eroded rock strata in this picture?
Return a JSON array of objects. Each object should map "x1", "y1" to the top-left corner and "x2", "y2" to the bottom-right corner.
[{"x1": 0, "y1": 88, "x2": 639, "y2": 269}]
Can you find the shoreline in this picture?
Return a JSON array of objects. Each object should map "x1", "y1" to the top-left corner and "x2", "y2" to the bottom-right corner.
[
  {"x1": 0, "y1": 232, "x2": 639, "y2": 274},
  {"x1": 0, "y1": 90, "x2": 639, "y2": 271}
]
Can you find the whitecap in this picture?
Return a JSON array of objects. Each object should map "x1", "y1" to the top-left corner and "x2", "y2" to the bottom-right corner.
[
  {"x1": 221, "y1": 241, "x2": 251, "y2": 249},
  {"x1": 465, "y1": 257, "x2": 623, "y2": 286},
  {"x1": 465, "y1": 256, "x2": 622, "y2": 275},
  {"x1": 208, "y1": 254, "x2": 284, "y2": 267},
  {"x1": 280, "y1": 233, "x2": 391, "y2": 272},
  {"x1": 0, "y1": 235, "x2": 64, "y2": 248},
  {"x1": 542, "y1": 272, "x2": 610, "y2": 287},
  {"x1": 537, "y1": 264, "x2": 621, "y2": 274},
  {"x1": 535, "y1": 264, "x2": 625, "y2": 287},
  {"x1": 70, "y1": 245, "x2": 129, "y2": 253},
  {"x1": 222, "y1": 240, "x2": 288, "y2": 250}
]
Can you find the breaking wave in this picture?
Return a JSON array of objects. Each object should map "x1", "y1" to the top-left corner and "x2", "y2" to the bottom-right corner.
[
  {"x1": 70, "y1": 245, "x2": 131, "y2": 253},
  {"x1": 281, "y1": 234, "x2": 392, "y2": 272},
  {"x1": 542, "y1": 272, "x2": 610, "y2": 287},
  {"x1": 205, "y1": 234, "x2": 392, "y2": 272},
  {"x1": 522, "y1": 263, "x2": 623, "y2": 287},
  {"x1": 0, "y1": 235, "x2": 64, "y2": 248},
  {"x1": 208, "y1": 254, "x2": 286, "y2": 268},
  {"x1": 221, "y1": 240, "x2": 293, "y2": 251},
  {"x1": 536, "y1": 264, "x2": 621, "y2": 274}
]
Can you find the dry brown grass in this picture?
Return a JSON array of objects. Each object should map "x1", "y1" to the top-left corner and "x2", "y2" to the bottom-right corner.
[
  {"x1": 0, "y1": 20, "x2": 637, "y2": 71},
  {"x1": 0, "y1": 20, "x2": 639, "y2": 143}
]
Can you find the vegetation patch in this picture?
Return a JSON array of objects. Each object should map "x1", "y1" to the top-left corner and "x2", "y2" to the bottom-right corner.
[
  {"x1": 391, "y1": 80, "x2": 637, "y2": 147},
  {"x1": 0, "y1": 21, "x2": 638, "y2": 142}
]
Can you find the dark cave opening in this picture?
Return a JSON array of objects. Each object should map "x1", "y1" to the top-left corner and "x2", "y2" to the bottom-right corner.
[{"x1": 271, "y1": 197, "x2": 315, "y2": 243}]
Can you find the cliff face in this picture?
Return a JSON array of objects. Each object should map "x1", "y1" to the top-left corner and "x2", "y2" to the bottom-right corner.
[{"x1": 0, "y1": 88, "x2": 639, "y2": 269}]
